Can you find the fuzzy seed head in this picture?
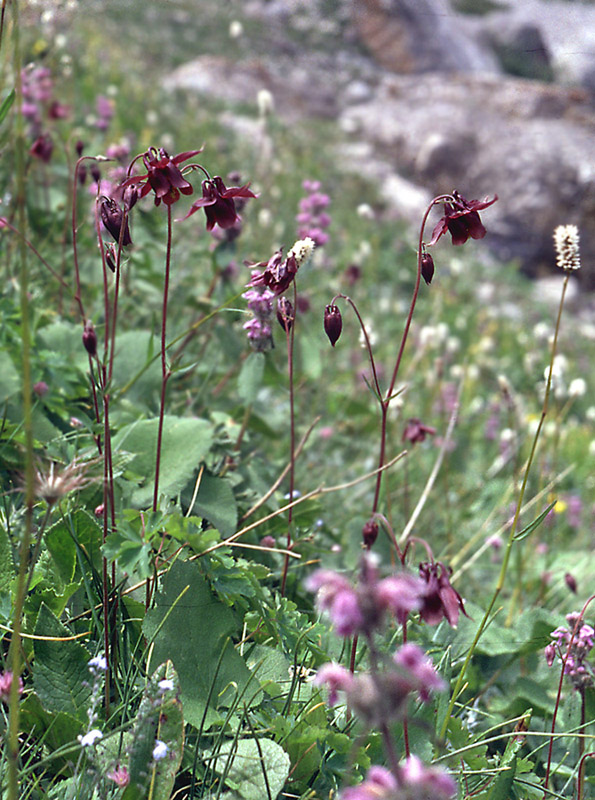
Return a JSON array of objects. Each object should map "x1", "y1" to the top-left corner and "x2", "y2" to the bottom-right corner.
[
  {"x1": 288, "y1": 237, "x2": 315, "y2": 267},
  {"x1": 553, "y1": 225, "x2": 580, "y2": 271}
]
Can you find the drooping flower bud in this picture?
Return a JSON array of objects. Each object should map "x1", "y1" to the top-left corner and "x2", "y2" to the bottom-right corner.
[
  {"x1": 362, "y1": 519, "x2": 379, "y2": 549},
  {"x1": 90, "y1": 164, "x2": 101, "y2": 184},
  {"x1": 565, "y1": 572, "x2": 578, "y2": 593},
  {"x1": 82, "y1": 320, "x2": 98, "y2": 357},
  {"x1": 421, "y1": 252, "x2": 435, "y2": 285},
  {"x1": 276, "y1": 297, "x2": 295, "y2": 333},
  {"x1": 105, "y1": 243, "x2": 117, "y2": 273},
  {"x1": 99, "y1": 196, "x2": 132, "y2": 247},
  {"x1": 324, "y1": 304, "x2": 342, "y2": 347}
]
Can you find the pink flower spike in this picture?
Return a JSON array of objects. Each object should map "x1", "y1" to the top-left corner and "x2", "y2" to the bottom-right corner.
[{"x1": 314, "y1": 662, "x2": 355, "y2": 705}]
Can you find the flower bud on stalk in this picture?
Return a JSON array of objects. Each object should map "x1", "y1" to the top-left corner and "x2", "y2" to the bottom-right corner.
[
  {"x1": 277, "y1": 297, "x2": 295, "y2": 333},
  {"x1": 362, "y1": 519, "x2": 379, "y2": 549},
  {"x1": 82, "y1": 320, "x2": 98, "y2": 357},
  {"x1": 324, "y1": 304, "x2": 342, "y2": 347},
  {"x1": 421, "y1": 252, "x2": 435, "y2": 285}
]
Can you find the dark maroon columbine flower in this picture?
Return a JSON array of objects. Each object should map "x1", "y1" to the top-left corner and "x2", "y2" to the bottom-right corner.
[
  {"x1": 429, "y1": 191, "x2": 497, "y2": 247},
  {"x1": 99, "y1": 196, "x2": 132, "y2": 247},
  {"x1": 30, "y1": 133, "x2": 53, "y2": 163},
  {"x1": 184, "y1": 176, "x2": 257, "y2": 230},
  {"x1": 402, "y1": 418, "x2": 436, "y2": 445},
  {"x1": 124, "y1": 147, "x2": 201, "y2": 206},
  {"x1": 247, "y1": 249, "x2": 298, "y2": 296},
  {"x1": 418, "y1": 561, "x2": 468, "y2": 627},
  {"x1": 324, "y1": 304, "x2": 342, "y2": 347}
]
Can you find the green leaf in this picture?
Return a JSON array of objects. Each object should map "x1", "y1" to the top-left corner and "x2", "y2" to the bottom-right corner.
[
  {"x1": 113, "y1": 415, "x2": 214, "y2": 507},
  {"x1": 112, "y1": 330, "x2": 161, "y2": 408},
  {"x1": 33, "y1": 604, "x2": 91, "y2": 721},
  {"x1": 487, "y1": 756, "x2": 517, "y2": 800},
  {"x1": 210, "y1": 738, "x2": 290, "y2": 800},
  {"x1": 189, "y1": 472, "x2": 237, "y2": 538},
  {"x1": 238, "y1": 352, "x2": 265, "y2": 404},
  {"x1": 0, "y1": 89, "x2": 15, "y2": 125},
  {"x1": 45, "y1": 509, "x2": 103, "y2": 583},
  {"x1": 142, "y1": 560, "x2": 251, "y2": 729},
  {"x1": 514, "y1": 501, "x2": 556, "y2": 541},
  {"x1": 0, "y1": 350, "x2": 20, "y2": 403},
  {"x1": 123, "y1": 661, "x2": 184, "y2": 800},
  {"x1": 20, "y1": 692, "x2": 82, "y2": 761},
  {"x1": 0, "y1": 524, "x2": 14, "y2": 585}
]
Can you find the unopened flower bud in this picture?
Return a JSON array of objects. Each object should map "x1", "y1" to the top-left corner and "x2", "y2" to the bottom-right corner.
[
  {"x1": 362, "y1": 519, "x2": 379, "y2": 549},
  {"x1": 82, "y1": 320, "x2": 97, "y2": 357},
  {"x1": 122, "y1": 184, "x2": 138, "y2": 211},
  {"x1": 105, "y1": 243, "x2": 117, "y2": 273},
  {"x1": 78, "y1": 164, "x2": 88, "y2": 185},
  {"x1": 277, "y1": 297, "x2": 294, "y2": 333},
  {"x1": 99, "y1": 196, "x2": 132, "y2": 246},
  {"x1": 421, "y1": 252, "x2": 435, "y2": 285},
  {"x1": 324, "y1": 304, "x2": 342, "y2": 347},
  {"x1": 75, "y1": 139, "x2": 85, "y2": 157},
  {"x1": 33, "y1": 381, "x2": 48, "y2": 397},
  {"x1": 565, "y1": 572, "x2": 578, "y2": 593},
  {"x1": 94, "y1": 503, "x2": 104, "y2": 517},
  {"x1": 90, "y1": 164, "x2": 101, "y2": 183}
]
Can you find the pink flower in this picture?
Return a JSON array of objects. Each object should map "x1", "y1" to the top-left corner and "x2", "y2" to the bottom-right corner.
[
  {"x1": 315, "y1": 662, "x2": 356, "y2": 705},
  {"x1": 0, "y1": 671, "x2": 23, "y2": 704},
  {"x1": 107, "y1": 766, "x2": 129, "y2": 788},
  {"x1": 393, "y1": 643, "x2": 445, "y2": 702}
]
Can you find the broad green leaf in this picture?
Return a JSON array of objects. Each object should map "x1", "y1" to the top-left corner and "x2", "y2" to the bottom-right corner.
[
  {"x1": 112, "y1": 330, "x2": 161, "y2": 408},
  {"x1": 210, "y1": 738, "x2": 290, "y2": 800},
  {"x1": 0, "y1": 524, "x2": 14, "y2": 585},
  {"x1": 0, "y1": 350, "x2": 20, "y2": 403},
  {"x1": 113, "y1": 415, "x2": 214, "y2": 507},
  {"x1": 238, "y1": 351, "x2": 265, "y2": 404},
  {"x1": 45, "y1": 509, "x2": 103, "y2": 583},
  {"x1": 123, "y1": 661, "x2": 184, "y2": 800},
  {"x1": 189, "y1": 472, "x2": 237, "y2": 538},
  {"x1": 20, "y1": 692, "x2": 82, "y2": 758},
  {"x1": 38, "y1": 320, "x2": 88, "y2": 370},
  {"x1": 33, "y1": 604, "x2": 91, "y2": 721},
  {"x1": 0, "y1": 89, "x2": 15, "y2": 124},
  {"x1": 143, "y1": 560, "x2": 251, "y2": 729}
]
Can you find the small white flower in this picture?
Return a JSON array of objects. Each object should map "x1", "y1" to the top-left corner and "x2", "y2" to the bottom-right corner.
[
  {"x1": 79, "y1": 729, "x2": 103, "y2": 747},
  {"x1": 158, "y1": 679, "x2": 174, "y2": 694},
  {"x1": 568, "y1": 378, "x2": 587, "y2": 398},
  {"x1": 553, "y1": 224, "x2": 581, "y2": 271},
  {"x1": 356, "y1": 203, "x2": 374, "y2": 219},
  {"x1": 288, "y1": 237, "x2": 315, "y2": 267},
  {"x1": 152, "y1": 740, "x2": 169, "y2": 761},
  {"x1": 88, "y1": 655, "x2": 107, "y2": 672},
  {"x1": 229, "y1": 20, "x2": 243, "y2": 38},
  {"x1": 257, "y1": 89, "x2": 275, "y2": 117}
]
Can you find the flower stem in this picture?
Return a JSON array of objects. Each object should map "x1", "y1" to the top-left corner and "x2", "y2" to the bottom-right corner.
[
  {"x1": 153, "y1": 205, "x2": 174, "y2": 513},
  {"x1": 439, "y1": 272, "x2": 571, "y2": 742},
  {"x1": 280, "y1": 284, "x2": 297, "y2": 596},
  {"x1": 7, "y1": 4, "x2": 33, "y2": 797}
]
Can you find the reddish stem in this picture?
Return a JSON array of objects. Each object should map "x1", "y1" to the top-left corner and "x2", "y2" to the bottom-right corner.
[{"x1": 280, "y1": 283, "x2": 297, "y2": 596}]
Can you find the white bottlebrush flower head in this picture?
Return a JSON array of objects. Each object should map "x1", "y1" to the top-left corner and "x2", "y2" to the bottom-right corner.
[
  {"x1": 288, "y1": 237, "x2": 315, "y2": 267},
  {"x1": 553, "y1": 225, "x2": 580, "y2": 271}
]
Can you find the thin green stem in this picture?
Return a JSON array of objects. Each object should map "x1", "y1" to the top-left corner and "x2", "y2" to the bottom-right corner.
[
  {"x1": 439, "y1": 273, "x2": 570, "y2": 741},
  {"x1": 7, "y1": 3, "x2": 34, "y2": 797}
]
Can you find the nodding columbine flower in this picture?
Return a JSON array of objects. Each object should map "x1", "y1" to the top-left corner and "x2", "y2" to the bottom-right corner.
[
  {"x1": 429, "y1": 190, "x2": 497, "y2": 247},
  {"x1": 324, "y1": 304, "x2": 342, "y2": 347},
  {"x1": 553, "y1": 224, "x2": 581, "y2": 271},
  {"x1": 30, "y1": 133, "x2": 54, "y2": 163},
  {"x1": 99, "y1": 196, "x2": 132, "y2": 246},
  {"x1": 418, "y1": 561, "x2": 468, "y2": 628},
  {"x1": 123, "y1": 147, "x2": 201, "y2": 206},
  {"x1": 183, "y1": 176, "x2": 257, "y2": 229},
  {"x1": 402, "y1": 418, "x2": 436, "y2": 445},
  {"x1": 0, "y1": 671, "x2": 24, "y2": 704}
]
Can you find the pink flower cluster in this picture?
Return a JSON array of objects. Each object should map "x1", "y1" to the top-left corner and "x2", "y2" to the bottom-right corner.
[
  {"x1": 341, "y1": 758, "x2": 456, "y2": 800},
  {"x1": 242, "y1": 287, "x2": 275, "y2": 352},
  {"x1": 545, "y1": 612, "x2": 594, "y2": 691},
  {"x1": 296, "y1": 180, "x2": 331, "y2": 247},
  {"x1": 306, "y1": 555, "x2": 424, "y2": 637},
  {"x1": 0, "y1": 670, "x2": 24, "y2": 704},
  {"x1": 315, "y1": 643, "x2": 444, "y2": 724}
]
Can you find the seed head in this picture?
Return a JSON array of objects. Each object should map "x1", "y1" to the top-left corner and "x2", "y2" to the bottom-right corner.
[
  {"x1": 288, "y1": 237, "x2": 315, "y2": 267},
  {"x1": 553, "y1": 224, "x2": 580, "y2": 271}
]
